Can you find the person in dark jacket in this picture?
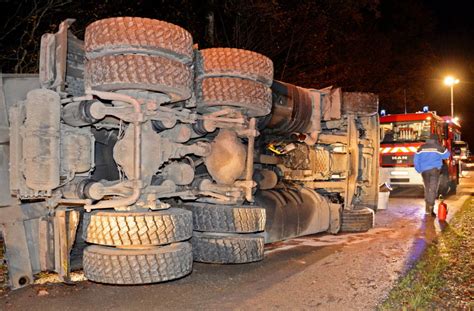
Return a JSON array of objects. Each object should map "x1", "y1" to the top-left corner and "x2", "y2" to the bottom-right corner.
[{"x1": 414, "y1": 134, "x2": 450, "y2": 215}]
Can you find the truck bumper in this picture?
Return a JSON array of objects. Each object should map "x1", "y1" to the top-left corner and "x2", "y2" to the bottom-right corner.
[{"x1": 380, "y1": 167, "x2": 424, "y2": 187}]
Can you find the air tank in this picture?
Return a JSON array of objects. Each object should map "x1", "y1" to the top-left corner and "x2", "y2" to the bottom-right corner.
[{"x1": 23, "y1": 89, "x2": 60, "y2": 192}]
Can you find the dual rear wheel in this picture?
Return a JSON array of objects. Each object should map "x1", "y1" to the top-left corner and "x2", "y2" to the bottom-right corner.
[
  {"x1": 195, "y1": 47, "x2": 273, "y2": 117},
  {"x1": 184, "y1": 203, "x2": 266, "y2": 264},
  {"x1": 82, "y1": 17, "x2": 196, "y2": 285},
  {"x1": 82, "y1": 208, "x2": 193, "y2": 284},
  {"x1": 82, "y1": 16, "x2": 273, "y2": 284}
]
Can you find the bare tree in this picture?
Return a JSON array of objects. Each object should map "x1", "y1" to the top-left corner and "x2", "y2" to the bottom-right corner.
[{"x1": 1, "y1": 0, "x2": 71, "y2": 73}]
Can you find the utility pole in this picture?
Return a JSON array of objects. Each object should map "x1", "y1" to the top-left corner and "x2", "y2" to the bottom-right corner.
[
  {"x1": 450, "y1": 84, "x2": 454, "y2": 118},
  {"x1": 404, "y1": 88, "x2": 407, "y2": 114},
  {"x1": 443, "y1": 76, "x2": 459, "y2": 118}
]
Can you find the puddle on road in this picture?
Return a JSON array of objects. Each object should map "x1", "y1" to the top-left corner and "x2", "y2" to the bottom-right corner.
[
  {"x1": 264, "y1": 194, "x2": 470, "y2": 259},
  {"x1": 405, "y1": 217, "x2": 437, "y2": 269},
  {"x1": 402, "y1": 194, "x2": 471, "y2": 270},
  {"x1": 265, "y1": 227, "x2": 395, "y2": 255}
]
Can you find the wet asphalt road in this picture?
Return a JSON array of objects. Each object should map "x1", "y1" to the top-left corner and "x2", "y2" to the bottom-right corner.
[{"x1": 1, "y1": 173, "x2": 473, "y2": 310}]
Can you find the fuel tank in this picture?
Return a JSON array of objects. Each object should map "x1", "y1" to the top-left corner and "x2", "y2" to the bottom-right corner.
[{"x1": 255, "y1": 187, "x2": 334, "y2": 243}]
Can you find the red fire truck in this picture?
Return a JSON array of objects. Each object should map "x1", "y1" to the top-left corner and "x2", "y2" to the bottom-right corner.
[{"x1": 379, "y1": 111, "x2": 461, "y2": 194}]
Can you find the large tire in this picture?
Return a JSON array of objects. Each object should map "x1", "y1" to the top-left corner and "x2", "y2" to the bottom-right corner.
[
  {"x1": 449, "y1": 181, "x2": 457, "y2": 195},
  {"x1": 184, "y1": 203, "x2": 266, "y2": 233},
  {"x1": 195, "y1": 48, "x2": 273, "y2": 86},
  {"x1": 196, "y1": 77, "x2": 272, "y2": 117},
  {"x1": 192, "y1": 232, "x2": 264, "y2": 264},
  {"x1": 83, "y1": 208, "x2": 192, "y2": 247},
  {"x1": 340, "y1": 208, "x2": 374, "y2": 232},
  {"x1": 85, "y1": 17, "x2": 193, "y2": 63},
  {"x1": 83, "y1": 242, "x2": 192, "y2": 284},
  {"x1": 85, "y1": 54, "x2": 193, "y2": 101},
  {"x1": 438, "y1": 170, "x2": 450, "y2": 196}
]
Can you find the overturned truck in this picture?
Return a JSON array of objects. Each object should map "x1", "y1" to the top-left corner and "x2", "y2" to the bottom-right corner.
[{"x1": 0, "y1": 18, "x2": 379, "y2": 289}]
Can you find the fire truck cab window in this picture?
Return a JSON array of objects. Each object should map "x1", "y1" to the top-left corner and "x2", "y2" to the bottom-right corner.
[{"x1": 381, "y1": 121, "x2": 431, "y2": 143}]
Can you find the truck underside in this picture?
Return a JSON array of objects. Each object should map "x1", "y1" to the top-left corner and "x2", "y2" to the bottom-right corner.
[{"x1": 0, "y1": 18, "x2": 379, "y2": 289}]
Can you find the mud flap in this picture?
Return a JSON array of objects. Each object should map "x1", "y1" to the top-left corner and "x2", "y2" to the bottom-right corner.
[
  {"x1": 54, "y1": 209, "x2": 80, "y2": 283},
  {"x1": 0, "y1": 204, "x2": 79, "y2": 289},
  {"x1": 327, "y1": 203, "x2": 342, "y2": 234},
  {"x1": 2, "y1": 222, "x2": 33, "y2": 289}
]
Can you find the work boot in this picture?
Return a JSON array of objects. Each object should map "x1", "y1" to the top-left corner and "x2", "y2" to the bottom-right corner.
[
  {"x1": 425, "y1": 204, "x2": 432, "y2": 215},
  {"x1": 425, "y1": 205, "x2": 436, "y2": 217}
]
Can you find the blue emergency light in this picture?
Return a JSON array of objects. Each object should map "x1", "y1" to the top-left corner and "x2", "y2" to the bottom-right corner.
[
  {"x1": 422, "y1": 106, "x2": 429, "y2": 112},
  {"x1": 380, "y1": 109, "x2": 386, "y2": 116}
]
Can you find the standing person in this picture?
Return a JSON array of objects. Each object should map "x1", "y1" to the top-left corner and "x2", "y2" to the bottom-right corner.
[{"x1": 414, "y1": 134, "x2": 450, "y2": 215}]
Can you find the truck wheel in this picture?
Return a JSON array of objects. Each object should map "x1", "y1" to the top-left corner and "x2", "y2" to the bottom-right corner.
[
  {"x1": 83, "y1": 242, "x2": 192, "y2": 284},
  {"x1": 192, "y1": 232, "x2": 264, "y2": 264},
  {"x1": 440, "y1": 180, "x2": 457, "y2": 196},
  {"x1": 85, "y1": 17, "x2": 193, "y2": 63},
  {"x1": 449, "y1": 181, "x2": 457, "y2": 195},
  {"x1": 184, "y1": 203, "x2": 266, "y2": 233},
  {"x1": 438, "y1": 172, "x2": 450, "y2": 196},
  {"x1": 83, "y1": 208, "x2": 192, "y2": 246},
  {"x1": 195, "y1": 48, "x2": 273, "y2": 86},
  {"x1": 340, "y1": 208, "x2": 374, "y2": 232},
  {"x1": 85, "y1": 54, "x2": 192, "y2": 101},
  {"x1": 196, "y1": 77, "x2": 272, "y2": 117}
]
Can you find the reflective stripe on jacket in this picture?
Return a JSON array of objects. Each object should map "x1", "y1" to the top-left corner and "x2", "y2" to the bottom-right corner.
[{"x1": 413, "y1": 139, "x2": 450, "y2": 173}]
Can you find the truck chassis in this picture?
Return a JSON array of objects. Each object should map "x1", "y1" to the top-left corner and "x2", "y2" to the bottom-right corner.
[{"x1": 0, "y1": 18, "x2": 379, "y2": 289}]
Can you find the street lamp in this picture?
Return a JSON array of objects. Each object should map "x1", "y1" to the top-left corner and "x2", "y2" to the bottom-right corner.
[{"x1": 444, "y1": 76, "x2": 460, "y2": 118}]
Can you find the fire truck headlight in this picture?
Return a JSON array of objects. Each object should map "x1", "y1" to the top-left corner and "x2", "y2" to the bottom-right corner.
[{"x1": 390, "y1": 171, "x2": 409, "y2": 176}]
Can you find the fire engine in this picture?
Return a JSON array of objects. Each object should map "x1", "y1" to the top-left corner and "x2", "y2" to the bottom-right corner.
[{"x1": 379, "y1": 110, "x2": 461, "y2": 194}]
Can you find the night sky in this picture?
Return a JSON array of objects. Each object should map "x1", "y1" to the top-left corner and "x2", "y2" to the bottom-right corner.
[
  {"x1": 423, "y1": 0, "x2": 474, "y2": 147},
  {"x1": 1, "y1": 0, "x2": 473, "y2": 147}
]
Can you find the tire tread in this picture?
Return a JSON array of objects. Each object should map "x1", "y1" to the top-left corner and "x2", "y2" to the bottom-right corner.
[
  {"x1": 85, "y1": 17, "x2": 193, "y2": 63},
  {"x1": 196, "y1": 77, "x2": 271, "y2": 117},
  {"x1": 196, "y1": 48, "x2": 273, "y2": 86},
  {"x1": 185, "y1": 204, "x2": 265, "y2": 233},
  {"x1": 84, "y1": 208, "x2": 193, "y2": 246},
  {"x1": 83, "y1": 243, "x2": 192, "y2": 284},
  {"x1": 85, "y1": 54, "x2": 192, "y2": 101},
  {"x1": 340, "y1": 208, "x2": 374, "y2": 232},
  {"x1": 192, "y1": 232, "x2": 264, "y2": 264}
]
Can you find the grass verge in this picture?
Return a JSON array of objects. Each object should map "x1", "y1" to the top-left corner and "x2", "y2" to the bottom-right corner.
[{"x1": 379, "y1": 196, "x2": 474, "y2": 310}]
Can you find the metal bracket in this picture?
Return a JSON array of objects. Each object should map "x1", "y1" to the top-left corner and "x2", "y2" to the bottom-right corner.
[
  {"x1": 39, "y1": 19, "x2": 76, "y2": 94},
  {"x1": 344, "y1": 115, "x2": 359, "y2": 210},
  {"x1": 54, "y1": 208, "x2": 79, "y2": 283}
]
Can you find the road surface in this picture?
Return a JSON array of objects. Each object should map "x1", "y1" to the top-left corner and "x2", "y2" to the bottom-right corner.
[{"x1": 1, "y1": 173, "x2": 473, "y2": 310}]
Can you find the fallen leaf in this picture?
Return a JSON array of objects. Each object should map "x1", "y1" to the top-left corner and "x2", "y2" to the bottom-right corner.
[{"x1": 37, "y1": 289, "x2": 49, "y2": 297}]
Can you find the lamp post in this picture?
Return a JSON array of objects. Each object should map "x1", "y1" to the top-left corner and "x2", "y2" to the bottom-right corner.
[{"x1": 444, "y1": 76, "x2": 460, "y2": 118}]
